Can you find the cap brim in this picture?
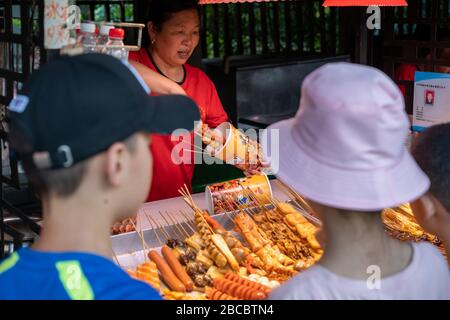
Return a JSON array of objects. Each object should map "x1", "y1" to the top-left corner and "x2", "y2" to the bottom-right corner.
[
  {"x1": 263, "y1": 118, "x2": 430, "y2": 211},
  {"x1": 140, "y1": 95, "x2": 200, "y2": 134}
]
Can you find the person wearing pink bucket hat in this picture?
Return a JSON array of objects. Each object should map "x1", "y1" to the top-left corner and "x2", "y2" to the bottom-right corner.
[{"x1": 266, "y1": 62, "x2": 450, "y2": 300}]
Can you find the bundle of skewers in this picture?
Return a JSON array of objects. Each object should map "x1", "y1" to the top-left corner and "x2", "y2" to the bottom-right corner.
[
  {"x1": 180, "y1": 183, "x2": 323, "y2": 283},
  {"x1": 196, "y1": 123, "x2": 266, "y2": 173}
]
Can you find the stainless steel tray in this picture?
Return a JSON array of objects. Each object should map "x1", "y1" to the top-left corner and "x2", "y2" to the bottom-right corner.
[{"x1": 112, "y1": 201, "x2": 320, "y2": 269}]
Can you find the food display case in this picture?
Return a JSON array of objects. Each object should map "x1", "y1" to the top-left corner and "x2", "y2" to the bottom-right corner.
[
  {"x1": 111, "y1": 178, "x2": 323, "y2": 300},
  {"x1": 111, "y1": 175, "x2": 446, "y2": 300}
]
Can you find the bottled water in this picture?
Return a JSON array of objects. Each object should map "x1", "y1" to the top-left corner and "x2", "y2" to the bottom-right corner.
[
  {"x1": 97, "y1": 25, "x2": 114, "y2": 53},
  {"x1": 105, "y1": 28, "x2": 128, "y2": 60},
  {"x1": 79, "y1": 23, "x2": 97, "y2": 53}
]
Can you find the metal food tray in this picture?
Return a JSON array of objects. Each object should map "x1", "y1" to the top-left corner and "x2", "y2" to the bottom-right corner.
[
  {"x1": 112, "y1": 212, "x2": 234, "y2": 269},
  {"x1": 112, "y1": 200, "x2": 320, "y2": 270}
]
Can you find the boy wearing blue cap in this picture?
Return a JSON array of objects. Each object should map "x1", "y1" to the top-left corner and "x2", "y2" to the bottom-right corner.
[{"x1": 0, "y1": 54, "x2": 199, "y2": 300}]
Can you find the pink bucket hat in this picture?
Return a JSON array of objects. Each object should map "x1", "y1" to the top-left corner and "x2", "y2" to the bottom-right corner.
[{"x1": 264, "y1": 62, "x2": 430, "y2": 211}]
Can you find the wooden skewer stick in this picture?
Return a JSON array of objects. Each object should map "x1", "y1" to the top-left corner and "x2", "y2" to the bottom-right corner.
[
  {"x1": 165, "y1": 211, "x2": 188, "y2": 238},
  {"x1": 148, "y1": 214, "x2": 171, "y2": 240},
  {"x1": 241, "y1": 186, "x2": 270, "y2": 211},
  {"x1": 129, "y1": 219, "x2": 150, "y2": 251},
  {"x1": 276, "y1": 179, "x2": 314, "y2": 213},
  {"x1": 274, "y1": 180, "x2": 322, "y2": 226},
  {"x1": 183, "y1": 184, "x2": 198, "y2": 210},
  {"x1": 221, "y1": 193, "x2": 237, "y2": 212},
  {"x1": 170, "y1": 211, "x2": 192, "y2": 237},
  {"x1": 144, "y1": 211, "x2": 163, "y2": 247},
  {"x1": 138, "y1": 214, "x2": 147, "y2": 262},
  {"x1": 190, "y1": 136, "x2": 207, "y2": 151},
  {"x1": 180, "y1": 209, "x2": 197, "y2": 227},
  {"x1": 199, "y1": 212, "x2": 215, "y2": 234},
  {"x1": 215, "y1": 201, "x2": 227, "y2": 214},
  {"x1": 143, "y1": 208, "x2": 165, "y2": 241},
  {"x1": 178, "y1": 189, "x2": 196, "y2": 211},
  {"x1": 179, "y1": 210, "x2": 197, "y2": 233},
  {"x1": 159, "y1": 211, "x2": 183, "y2": 239},
  {"x1": 274, "y1": 180, "x2": 307, "y2": 212},
  {"x1": 215, "y1": 202, "x2": 236, "y2": 226},
  {"x1": 224, "y1": 193, "x2": 253, "y2": 218},
  {"x1": 182, "y1": 149, "x2": 210, "y2": 156},
  {"x1": 274, "y1": 180, "x2": 305, "y2": 208},
  {"x1": 216, "y1": 194, "x2": 240, "y2": 220},
  {"x1": 166, "y1": 211, "x2": 190, "y2": 238},
  {"x1": 112, "y1": 250, "x2": 121, "y2": 267}
]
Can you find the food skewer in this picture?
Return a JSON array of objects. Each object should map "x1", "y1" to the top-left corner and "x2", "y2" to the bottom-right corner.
[
  {"x1": 220, "y1": 209, "x2": 237, "y2": 226},
  {"x1": 276, "y1": 180, "x2": 314, "y2": 213},
  {"x1": 148, "y1": 214, "x2": 171, "y2": 241},
  {"x1": 179, "y1": 188, "x2": 198, "y2": 213},
  {"x1": 183, "y1": 184, "x2": 200, "y2": 211},
  {"x1": 159, "y1": 211, "x2": 185, "y2": 239},
  {"x1": 273, "y1": 181, "x2": 322, "y2": 226},
  {"x1": 220, "y1": 206, "x2": 239, "y2": 224},
  {"x1": 154, "y1": 217, "x2": 172, "y2": 241},
  {"x1": 179, "y1": 210, "x2": 198, "y2": 233},
  {"x1": 171, "y1": 211, "x2": 194, "y2": 238},
  {"x1": 221, "y1": 194, "x2": 238, "y2": 214},
  {"x1": 144, "y1": 211, "x2": 164, "y2": 246},
  {"x1": 223, "y1": 194, "x2": 253, "y2": 218},
  {"x1": 159, "y1": 211, "x2": 184, "y2": 239},
  {"x1": 274, "y1": 180, "x2": 308, "y2": 212},
  {"x1": 138, "y1": 214, "x2": 148, "y2": 262},
  {"x1": 129, "y1": 219, "x2": 153, "y2": 265},
  {"x1": 240, "y1": 186, "x2": 271, "y2": 212},
  {"x1": 166, "y1": 211, "x2": 191, "y2": 238},
  {"x1": 182, "y1": 149, "x2": 212, "y2": 156}
]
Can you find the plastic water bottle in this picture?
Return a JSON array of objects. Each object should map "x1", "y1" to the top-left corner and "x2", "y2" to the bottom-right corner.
[
  {"x1": 80, "y1": 23, "x2": 97, "y2": 53},
  {"x1": 106, "y1": 28, "x2": 128, "y2": 60},
  {"x1": 97, "y1": 25, "x2": 115, "y2": 53}
]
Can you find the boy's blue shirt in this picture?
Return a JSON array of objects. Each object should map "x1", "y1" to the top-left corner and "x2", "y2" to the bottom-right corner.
[{"x1": 0, "y1": 247, "x2": 161, "y2": 300}]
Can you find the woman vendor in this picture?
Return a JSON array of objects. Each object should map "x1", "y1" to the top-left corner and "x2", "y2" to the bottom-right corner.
[{"x1": 128, "y1": 0, "x2": 230, "y2": 201}]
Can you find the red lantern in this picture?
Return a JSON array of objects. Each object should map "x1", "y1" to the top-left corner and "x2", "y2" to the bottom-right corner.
[{"x1": 323, "y1": 0, "x2": 407, "y2": 6}]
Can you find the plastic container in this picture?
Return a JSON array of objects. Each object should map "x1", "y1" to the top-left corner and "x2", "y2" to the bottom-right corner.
[{"x1": 205, "y1": 174, "x2": 272, "y2": 214}]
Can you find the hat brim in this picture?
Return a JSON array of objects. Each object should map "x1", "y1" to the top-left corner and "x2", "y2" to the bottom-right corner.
[
  {"x1": 140, "y1": 95, "x2": 200, "y2": 134},
  {"x1": 263, "y1": 118, "x2": 430, "y2": 211}
]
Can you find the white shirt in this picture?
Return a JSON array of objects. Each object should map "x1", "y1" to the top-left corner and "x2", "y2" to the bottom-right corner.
[{"x1": 270, "y1": 242, "x2": 450, "y2": 300}]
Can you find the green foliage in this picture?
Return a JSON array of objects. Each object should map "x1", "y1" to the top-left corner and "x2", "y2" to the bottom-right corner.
[{"x1": 201, "y1": 1, "x2": 339, "y2": 58}]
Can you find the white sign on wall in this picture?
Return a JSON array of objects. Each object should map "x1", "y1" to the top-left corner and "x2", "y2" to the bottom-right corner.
[{"x1": 412, "y1": 72, "x2": 450, "y2": 132}]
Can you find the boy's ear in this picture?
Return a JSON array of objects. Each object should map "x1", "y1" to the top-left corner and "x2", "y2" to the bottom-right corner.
[
  {"x1": 411, "y1": 193, "x2": 437, "y2": 221},
  {"x1": 104, "y1": 142, "x2": 127, "y2": 188}
]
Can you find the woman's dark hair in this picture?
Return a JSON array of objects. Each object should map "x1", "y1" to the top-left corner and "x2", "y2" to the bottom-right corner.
[
  {"x1": 143, "y1": 0, "x2": 200, "y2": 46},
  {"x1": 412, "y1": 123, "x2": 450, "y2": 212}
]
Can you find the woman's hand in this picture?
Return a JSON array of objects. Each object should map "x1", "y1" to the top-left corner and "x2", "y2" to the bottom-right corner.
[
  {"x1": 129, "y1": 60, "x2": 186, "y2": 96},
  {"x1": 240, "y1": 161, "x2": 270, "y2": 176}
]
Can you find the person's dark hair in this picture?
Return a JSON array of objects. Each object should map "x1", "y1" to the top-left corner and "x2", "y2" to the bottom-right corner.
[
  {"x1": 412, "y1": 123, "x2": 450, "y2": 212},
  {"x1": 143, "y1": 0, "x2": 200, "y2": 46},
  {"x1": 19, "y1": 135, "x2": 139, "y2": 198}
]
